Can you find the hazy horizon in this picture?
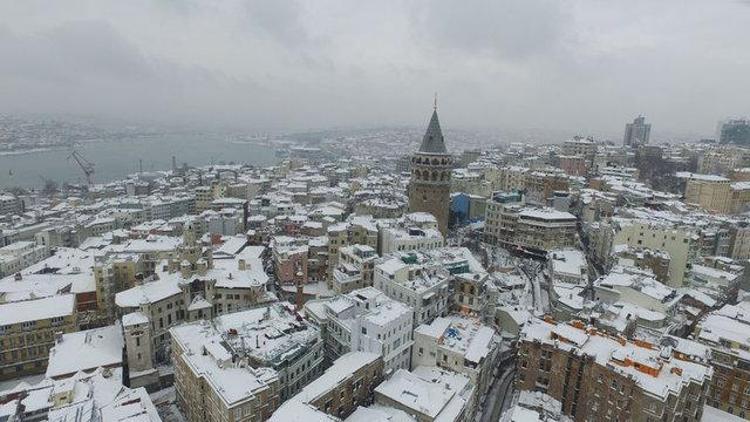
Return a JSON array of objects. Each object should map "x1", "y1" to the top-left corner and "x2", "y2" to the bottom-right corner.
[{"x1": 1, "y1": 1, "x2": 748, "y2": 140}]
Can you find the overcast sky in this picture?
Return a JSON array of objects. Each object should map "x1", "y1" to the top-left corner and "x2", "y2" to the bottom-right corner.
[{"x1": 0, "y1": 1, "x2": 748, "y2": 139}]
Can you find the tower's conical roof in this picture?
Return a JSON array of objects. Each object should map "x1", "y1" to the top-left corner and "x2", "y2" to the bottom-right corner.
[{"x1": 418, "y1": 109, "x2": 447, "y2": 154}]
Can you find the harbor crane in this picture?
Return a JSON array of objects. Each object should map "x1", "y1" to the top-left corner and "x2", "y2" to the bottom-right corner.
[{"x1": 67, "y1": 150, "x2": 95, "y2": 185}]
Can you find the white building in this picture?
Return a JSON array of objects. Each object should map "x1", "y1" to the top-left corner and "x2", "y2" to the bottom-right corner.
[
  {"x1": 0, "y1": 193, "x2": 23, "y2": 216},
  {"x1": 593, "y1": 267, "x2": 681, "y2": 315},
  {"x1": 171, "y1": 302, "x2": 324, "y2": 402},
  {"x1": 547, "y1": 249, "x2": 588, "y2": 285},
  {"x1": 412, "y1": 315, "x2": 500, "y2": 398},
  {"x1": 378, "y1": 212, "x2": 444, "y2": 255},
  {"x1": 0, "y1": 367, "x2": 160, "y2": 422},
  {"x1": 321, "y1": 287, "x2": 413, "y2": 374},
  {"x1": 331, "y1": 244, "x2": 377, "y2": 294},
  {"x1": 45, "y1": 324, "x2": 124, "y2": 380},
  {"x1": 374, "y1": 366, "x2": 476, "y2": 421},
  {"x1": 0, "y1": 241, "x2": 50, "y2": 277},
  {"x1": 374, "y1": 247, "x2": 484, "y2": 327}
]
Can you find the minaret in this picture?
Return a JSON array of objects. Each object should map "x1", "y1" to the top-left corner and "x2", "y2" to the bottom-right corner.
[{"x1": 408, "y1": 100, "x2": 452, "y2": 235}]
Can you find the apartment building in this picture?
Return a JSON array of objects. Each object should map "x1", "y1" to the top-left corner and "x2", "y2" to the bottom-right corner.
[
  {"x1": 45, "y1": 324, "x2": 123, "y2": 380},
  {"x1": 607, "y1": 219, "x2": 695, "y2": 287},
  {"x1": 0, "y1": 367, "x2": 161, "y2": 421},
  {"x1": 412, "y1": 315, "x2": 500, "y2": 399},
  {"x1": 558, "y1": 155, "x2": 589, "y2": 177},
  {"x1": 518, "y1": 318, "x2": 713, "y2": 422},
  {"x1": 319, "y1": 287, "x2": 413, "y2": 373},
  {"x1": 731, "y1": 182, "x2": 750, "y2": 214},
  {"x1": 143, "y1": 195, "x2": 195, "y2": 221},
  {"x1": 103, "y1": 234, "x2": 183, "y2": 277},
  {"x1": 331, "y1": 244, "x2": 377, "y2": 294},
  {"x1": 548, "y1": 249, "x2": 588, "y2": 285},
  {"x1": 561, "y1": 137, "x2": 597, "y2": 159},
  {"x1": 171, "y1": 320, "x2": 281, "y2": 422},
  {"x1": 374, "y1": 366, "x2": 475, "y2": 421},
  {"x1": 524, "y1": 170, "x2": 570, "y2": 205},
  {"x1": 0, "y1": 294, "x2": 77, "y2": 380},
  {"x1": 729, "y1": 222, "x2": 750, "y2": 260},
  {"x1": 496, "y1": 166, "x2": 528, "y2": 192},
  {"x1": 0, "y1": 241, "x2": 50, "y2": 277},
  {"x1": 271, "y1": 235, "x2": 309, "y2": 285},
  {"x1": 698, "y1": 146, "x2": 750, "y2": 175},
  {"x1": 270, "y1": 352, "x2": 384, "y2": 420},
  {"x1": 485, "y1": 193, "x2": 577, "y2": 256},
  {"x1": 353, "y1": 196, "x2": 408, "y2": 219},
  {"x1": 374, "y1": 247, "x2": 483, "y2": 327},
  {"x1": 378, "y1": 225, "x2": 444, "y2": 256},
  {"x1": 593, "y1": 267, "x2": 681, "y2": 330},
  {"x1": 694, "y1": 300, "x2": 750, "y2": 419},
  {"x1": 683, "y1": 173, "x2": 732, "y2": 214},
  {"x1": 94, "y1": 252, "x2": 145, "y2": 320},
  {"x1": 194, "y1": 185, "x2": 218, "y2": 213},
  {"x1": 171, "y1": 303, "x2": 323, "y2": 402},
  {"x1": 116, "y1": 244, "x2": 275, "y2": 386},
  {"x1": 0, "y1": 193, "x2": 23, "y2": 216}
]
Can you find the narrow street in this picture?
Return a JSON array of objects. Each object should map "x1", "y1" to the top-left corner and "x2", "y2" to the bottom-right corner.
[
  {"x1": 519, "y1": 261, "x2": 547, "y2": 316},
  {"x1": 480, "y1": 364, "x2": 517, "y2": 422}
]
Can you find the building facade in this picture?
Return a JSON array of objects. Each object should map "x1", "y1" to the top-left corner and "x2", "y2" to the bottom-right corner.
[
  {"x1": 624, "y1": 115, "x2": 651, "y2": 147},
  {"x1": 518, "y1": 318, "x2": 712, "y2": 422}
]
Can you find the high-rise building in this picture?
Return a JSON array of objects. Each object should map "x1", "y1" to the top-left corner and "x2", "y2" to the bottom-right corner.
[
  {"x1": 408, "y1": 105, "x2": 452, "y2": 235},
  {"x1": 623, "y1": 115, "x2": 651, "y2": 147},
  {"x1": 719, "y1": 119, "x2": 750, "y2": 146}
]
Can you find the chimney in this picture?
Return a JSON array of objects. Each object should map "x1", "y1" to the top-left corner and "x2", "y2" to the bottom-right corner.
[
  {"x1": 238, "y1": 259, "x2": 246, "y2": 271},
  {"x1": 14, "y1": 272, "x2": 22, "y2": 281}
]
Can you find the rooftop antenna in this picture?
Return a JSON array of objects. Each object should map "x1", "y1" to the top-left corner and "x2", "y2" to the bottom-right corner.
[{"x1": 434, "y1": 92, "x2": 438, "y2": 111}]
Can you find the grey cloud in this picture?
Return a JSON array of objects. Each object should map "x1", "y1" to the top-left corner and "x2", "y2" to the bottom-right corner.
[
  {"x1": 0, "y1": 1, "x2": 748, "y2": 138},
  {"x1": 242, "y1": 0, "x2": 311, "y2": 48},
  {"x1": 0, "y1": 21, "x2": 152, "y2": 84},
  {"x1": 408, "y1": 0, "x2": 568, "y2": 60}
]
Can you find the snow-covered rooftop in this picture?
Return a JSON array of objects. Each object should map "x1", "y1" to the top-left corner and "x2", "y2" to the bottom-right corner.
[{"x1": 46, "y1": 324, "x2": 124, "y2": 379}]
